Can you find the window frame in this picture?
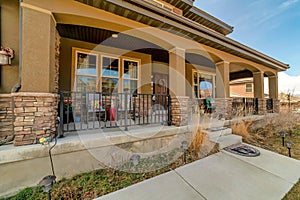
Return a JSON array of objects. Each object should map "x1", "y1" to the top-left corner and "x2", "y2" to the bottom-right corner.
[
  {"x1": 192, "y1": 69, "x2": 216, "y2": 99},
  {"x1": 100, "y1": 54, "x2": 121, "y2": 93},
  {"x1": 73, "y1": 50, "x2": 99, "y2": 92},
  {"x1": 72, "y1": 48, "x2": 141, "y2": 94},
  {"x1": 245, "y1": 83, "x2": 253, "y2": 93}
]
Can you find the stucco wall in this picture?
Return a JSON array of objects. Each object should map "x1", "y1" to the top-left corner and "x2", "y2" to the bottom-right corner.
[{"x1": 0, "y1": 0, "x2": 20, "y2": 93}]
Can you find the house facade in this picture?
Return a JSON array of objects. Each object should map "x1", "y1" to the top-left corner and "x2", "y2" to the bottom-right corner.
[{"x1": 0, "y1": 0, "x2": 289, "y2": 146}]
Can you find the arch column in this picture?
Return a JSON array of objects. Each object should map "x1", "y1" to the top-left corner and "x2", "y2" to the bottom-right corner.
[
  {"x1": 216, "y1": 61, "x2": 230, "y2": 98},
  {"x1": 269, "y1": 74, "x2": 279, "y2": 113},
  {"x1": 169, "y1": 47, "x2": 186, "y2": 96},
  {"x1": 269, "y1": 74, "x2": 278, "y2": 100},
  {"x1": 168, "y1": 47, "x2": 189, "y2": 126},
  {"x1": 253, "y1": 71, "x2": 264, "y2": 99},
  {"x1": 215, "y1": 61, "x2": 232, "y2": 119},
  {"x1": 253, "y1": 71, "x2": 266, "y2": 114},
  {"x1": 21, "y1": 4, "x2": 56, "y2": 93}
]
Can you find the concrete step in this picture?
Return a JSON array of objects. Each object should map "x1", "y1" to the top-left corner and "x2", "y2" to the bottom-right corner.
[
  {"x1": 200, "y1": 118, "x2": 225, "y2": 130},
  {"x1": 204, "y1": 127, "x2": 232, "y2": 140},
  {"x1": 210, "y1": 134, "x2": 242, "y2": 150}
]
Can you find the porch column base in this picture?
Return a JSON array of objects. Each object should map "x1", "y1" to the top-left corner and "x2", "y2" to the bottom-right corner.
[
  {"x1": 0, "y1": 94, "x2": 13, "y2": 143},
  {"x1": 171, "y1": 96, "x2": 189, "y2": 126},
  {"x1": 258, "y1": 99, "x2": 267, "y2": 115},
  {"x1": 12, "y1": 92, "x2": 59, "y2": 146},
  {"x1": 214, "y1": 98, "x2": 233, "y2": 120},
  {"x1": 273, "y1": 99, "x2": 280, "y2": 113}
]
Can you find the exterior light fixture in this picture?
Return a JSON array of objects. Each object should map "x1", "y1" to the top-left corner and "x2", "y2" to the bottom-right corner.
[
  {"x1": 280, "y1": 130, "x2": 286, "y2": 147},
  {"x1": 38, "y1": 117, "x2": 60, "y2": 200},
  {"x1": 0, "y1": 47, "x2": 14, "y2": 66},
  {"x1": 286, "y1": 141, "x2": 293, "y2": 157},
  {"x1": 181, "y1": 141, "x2": 189, "y2": 163},
  {"x1": 38, "y1": 175, "x2": 56, "y2": 200},
  {"x1": 112, "y1": 34, "x2": 118, "y2": 38},
  {"x1": 130, "y1": 154, "x2": 141, "y2": 166}
]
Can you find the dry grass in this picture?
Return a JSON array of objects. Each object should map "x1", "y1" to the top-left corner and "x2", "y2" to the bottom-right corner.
[
  {"x1": 231, "y1": 120, "x2": 254, "y2": 140},
  {"x1": 190, "y1": 129, "x2": 208, "y2": 153},
  {"x1": 243, "y1": 112, "x2": 300, "y2": 200}
]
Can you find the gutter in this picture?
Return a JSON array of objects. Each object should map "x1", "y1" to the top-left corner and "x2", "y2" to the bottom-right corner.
[{"x1": 11, "y1": 0, "x2": 22, "y2": 92}]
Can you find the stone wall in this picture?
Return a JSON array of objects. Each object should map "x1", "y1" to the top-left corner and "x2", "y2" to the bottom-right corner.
[
  {"x1": 257, "y1": 98, "x2": 266, "y2": 115},
  {"x1": 214, "y1": 98, "x2": 233, "y2": 120},
  {"x1": 171, "y1": 96, "x2": 189, "y2": 126},
  {"x1": 0, "y1": 94, "x2": 14, "y2": 143},
  {"x1": 273, "y1": 99, "x2": 280, "y2": 113},
  {"x1": 12, "y1": 93, "x2": 58, "y2": 146}
]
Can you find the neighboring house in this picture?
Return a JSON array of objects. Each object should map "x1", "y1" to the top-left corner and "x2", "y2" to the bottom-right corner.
[
  {"x1": 0, "y1": 0, "x2": 289, "y2": 146},
  {"x1": 230, "y1": 78, "x2": 254, "y2": 98}
]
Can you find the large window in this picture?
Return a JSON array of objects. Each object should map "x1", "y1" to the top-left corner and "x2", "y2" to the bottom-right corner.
[
  {"x1": 101, "y1": 56, "x2": 120, "y2": 93},
  {"x1": 193, "y1": 71, "x2": 215, "y2": 98},
  {"x1": 75, "y1": 52, "x2": 97, "y2": 92},
  {"x1": 73, "y1": 50, "x2": 139, "y2": 94},
  {"x1": 123, "y1": 60, "x2": 138, "y2": 94}
]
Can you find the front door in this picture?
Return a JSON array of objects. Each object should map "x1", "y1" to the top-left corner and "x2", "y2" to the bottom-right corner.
[{"x1": 153, "y1": 73, "x2": 169, "y2": 108}]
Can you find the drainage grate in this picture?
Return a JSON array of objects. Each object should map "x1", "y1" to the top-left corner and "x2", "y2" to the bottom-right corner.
[{"x1": 224, "y1": 144, "x2": 260, "y2": 157}]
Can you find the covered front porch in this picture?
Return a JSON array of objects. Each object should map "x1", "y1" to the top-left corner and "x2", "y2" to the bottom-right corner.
[{"x1": 0, "y1": 0, "x2": 288, "y2": 146}]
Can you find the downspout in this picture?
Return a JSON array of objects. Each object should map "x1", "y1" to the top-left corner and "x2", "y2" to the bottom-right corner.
[{"x1": 11, "y1": 0, "x2": 22, "y2": 92}]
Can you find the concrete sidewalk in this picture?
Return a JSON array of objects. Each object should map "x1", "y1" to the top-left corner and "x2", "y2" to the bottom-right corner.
[{"x1": 96, "y1": 145, "x2": 300, "y2": 200}]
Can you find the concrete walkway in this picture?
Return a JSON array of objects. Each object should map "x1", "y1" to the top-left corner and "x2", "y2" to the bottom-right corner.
[{"x1": 96, "y1": 145, "x2": 300, "y2": 200}]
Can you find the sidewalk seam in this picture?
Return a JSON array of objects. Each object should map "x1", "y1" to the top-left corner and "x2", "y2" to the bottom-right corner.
[{"x1": 173, "y1": 169, "x2": 207, "y2": 200}]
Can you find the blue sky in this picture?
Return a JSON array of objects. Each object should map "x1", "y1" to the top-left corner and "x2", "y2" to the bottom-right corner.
[{"x1": 194, "y1": 0, "x2": 300, "y2": 94}]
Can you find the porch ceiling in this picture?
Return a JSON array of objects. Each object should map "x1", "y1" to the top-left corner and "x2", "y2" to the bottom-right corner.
[
  {"x1": 57, "y1": 24, "x2": 217, "y2": 67},
  {"x1": 57, "y1": 24, "x2": 170, "y2": 62},
  {"x1": 73, "y1": 0, "x2": 289, "y2": 72}
]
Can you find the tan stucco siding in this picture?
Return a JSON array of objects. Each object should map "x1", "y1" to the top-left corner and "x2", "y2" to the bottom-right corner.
[
  {"x1": 0, "y1": 0, "x2": 19, "y2": 93},
  {"x1": 21, "y1": 6, "x2": 56, "y2": 92}
]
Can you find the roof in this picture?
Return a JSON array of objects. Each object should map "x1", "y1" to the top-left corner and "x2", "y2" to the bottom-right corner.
[
  {"x1": 74, "y1": 0, "x2": 290, "y2": 71},
  {"x1": 230, "y1": 78, "x2": 253, "y2": 85}
]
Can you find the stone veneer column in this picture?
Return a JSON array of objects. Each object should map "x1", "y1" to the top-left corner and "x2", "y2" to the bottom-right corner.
[
  {"x1": 214, "y1": 98, "x2": 233, "y2": 120},
  {"x1": 0, "y1": 94, "x2": 14, "y2": 142},
  {"x1": 257, "y1": 98, "x2": 267, "y2": 115},
  {"x1": 273, "y1": 99, "x2": 280, "y2": 113},
  {"x1": 171, "y1": 96, "x2": 189, "y2": 126},
  {"x1": 12, "y1": 92, "x2": 58, "y2": 146}
]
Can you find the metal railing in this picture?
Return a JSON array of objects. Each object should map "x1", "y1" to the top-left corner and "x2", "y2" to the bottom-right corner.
[
  {"x1": 266, "y1": 98, "x2": 273, "y2": 113},
  {"x1": 232, "y1": 97, "x2": 258, "y2": 117},
  {"x1": 59, "y1": 91, "x2": 171, "y2": 133}
]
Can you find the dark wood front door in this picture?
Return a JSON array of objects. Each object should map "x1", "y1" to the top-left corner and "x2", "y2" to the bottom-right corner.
[
  {"x1": 153, "y1": 73, "x2": 169, "y2": 109},
  {"x1": 153, "y1": 73, "x2": 168, "y2": 95}
]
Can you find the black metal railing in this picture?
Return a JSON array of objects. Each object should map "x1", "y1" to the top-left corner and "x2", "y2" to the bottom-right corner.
[
  {"x1": 266, "y1": 98, "x2": 273, "y2": 113},
  {"x1": 232, "y1": 97, "x2": 258, "y2": 117},
  {"x1": 59, "y1": 91, "x2": 171, "y2": 133}
]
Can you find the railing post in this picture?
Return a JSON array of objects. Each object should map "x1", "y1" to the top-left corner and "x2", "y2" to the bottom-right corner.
[
  {"x1": 59, "y1": 91, "x2": 64, "y2": 137},
  {"x1": 167, "y1": 94, "x2": 171, "y2": 126},
  {"x1": 124, "y1": 93, "x2": 128, "y2": 131}
]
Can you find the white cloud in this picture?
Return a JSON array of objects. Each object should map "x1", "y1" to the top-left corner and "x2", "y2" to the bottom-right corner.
[
  {"x1": 279, "y1": 0, "x2": 299, "y2": 9},
  {"x1": 278, "y1": 72, "x2": 300, "y2": 95},
  {"x1": 264, "y1": 72, "x2": 300, "y2": 95}
]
